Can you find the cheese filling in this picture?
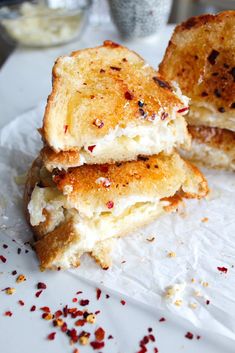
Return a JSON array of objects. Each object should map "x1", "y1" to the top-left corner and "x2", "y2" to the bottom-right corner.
[
  {"x1": 82, "y1": 115, "x2": 190, "y2": 156},
  {"x1": 28, "y1": 185, "x2": 172, "y2": 266}
]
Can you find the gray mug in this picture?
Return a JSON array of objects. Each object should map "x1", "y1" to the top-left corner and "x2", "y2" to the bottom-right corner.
[{"x1": 108, "y1": 0, "x2": 173, "y2": 40}]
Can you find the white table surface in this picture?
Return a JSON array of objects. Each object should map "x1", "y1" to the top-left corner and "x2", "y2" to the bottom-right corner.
[{"x1": 0, "y1": 23, "x2": 234, "y2": 353}]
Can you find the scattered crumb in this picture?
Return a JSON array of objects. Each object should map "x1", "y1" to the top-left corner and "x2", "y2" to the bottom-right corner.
[
  {"x1": 5, "y1": 287, "x2": 16, "y2": 295},
  {"x1": 189, "y1": 303, "x2": 197, "y2": 309},
  {"x1": 201, "y1": 217, "x2": 208, "y2": 223},
  {"x1": 146, "y1": 236, "x2": 155, "y2": 242},
  {"x1": 201, "y1": 281, "x2": 209, "y2": 287},
  {"x1": 16, "y1": 274, "x2": 26, "y2": 283},
  {"x1": 174, "y1": 299, "x2": 183, "y2": 307},
  {"x1": 167, "y1": 251, "x2": 176, "y2": 258},
  {"x1": 191, "y1": 278, "x2": 196, "y2": 283},
  {"x1": 164, "y1": 283, "x2": 186, "y2": 299}
]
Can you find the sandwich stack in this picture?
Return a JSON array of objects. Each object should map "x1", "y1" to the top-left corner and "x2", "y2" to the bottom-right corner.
[
  {"x1": 159, "y1": 11, "x2": 235, "y2": 171},
  {"x1": 24, "y1": 40, "x2": 208, "y2": 270}
]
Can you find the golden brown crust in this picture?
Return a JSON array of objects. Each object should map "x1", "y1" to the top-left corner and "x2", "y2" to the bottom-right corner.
[
  {"x1": 159, "y1": 11, "x2": 235, "y2": 128},
  {"x1": 40, "y1": 146, "x2": 83, "y2": 171},
  {"x1": 34, "y1": 220, "x2": 79, "y2": 271},
  {"x1": 51, "y1": 153, "x2": 185, "y2": 204},
  {"x1": 43, "y1": 41, "x2": 186, "y2": 152}
]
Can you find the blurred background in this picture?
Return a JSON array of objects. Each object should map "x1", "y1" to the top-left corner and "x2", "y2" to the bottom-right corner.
[{"x1": 0, "y1": 0, "x2": 234, "y2": 66}]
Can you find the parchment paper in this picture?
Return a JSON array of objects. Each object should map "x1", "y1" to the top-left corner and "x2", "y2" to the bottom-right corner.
[{"x1": 0, "y1": 102, "x2": 235, "y2": 339}]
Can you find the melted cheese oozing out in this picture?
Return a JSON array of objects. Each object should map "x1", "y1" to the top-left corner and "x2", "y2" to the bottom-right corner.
[{"x1": 28, "y1": 185, "x2": 171, "y2": 267}]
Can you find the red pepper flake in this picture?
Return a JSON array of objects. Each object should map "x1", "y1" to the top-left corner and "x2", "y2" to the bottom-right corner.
[
  {"x1": 95, "y1": 327, "x2": 105, "y2": 341},
  {"x1": 4, "y1": 311, "x2": 12, "y2": 317},
  {"x1": 40, "y1": 306, "x2": 50, "y2": 313},
  {"x1": 96, "y1": 288, "x2": 101, "y2": 300},
  {"x1": 95, "y1": 310, "x2": 101, "y2": 315},
  {"x1": 30, "y1": 305, "x2": 36, "y2": 312},
  {"x1": 73, "y1": 349, "x2": 79, "y2": 353},
  {"x1": 47, "y1": 332, "x2": 56, "y2": 340},
  {"x1": 88, "y1": 145, "x2": 96, "y2": 153},
  {"x1": 54, "y1": 310, "x2": 62, "y2": 318},
  {"x1": 12, "y1": 270, "x2": 17, "y2": 275},
  {"x1": 37, "y1": 282, "x2": 47, "y2": 289},
  {"x1": 0, "y1": 255, "x2": 6, "y2": 263},
  {"x1": 80, "y1": 299, "x2": 89, "y2": 306},
  {"x1": 177, "y1": 107, "x2": 189, "y2": 114},
  {"x1": 124, "y1": 91, "x2": 133, "y2": 100},
  {"x1": 148, "y1": 327, "x2": 153, "y2": 332},
  {"x1": 18, "y1": 300, "x2": 25, "y2": 306},
  {"x1": 140, "y1": 336, "x2": 149, "y2": 346},
  {"x1": 106, "y1": 201, "x2": 114, "y2": 209},
  {"x1": 72, "y1": 310, "x2": 84, "y2": 318},
  {"x1": 63, "y1": 305, "x2": 68, "y2": 317},
  {"x1": 61, "y1": 322, "x2": 68, "y2": 332},
  {"x1": 206, "y1": 300, "x2": 210, "y2": 305},
  {"x1": 159, "y1": 317, "x2": 166, "y2": 322},
  {"x1": 72, "y1": 297, "x2": 78, "y2": 303},
  {"x1": 185, "y1": 332, "x2": 194, "y2": 340},
  {"x1": 64, "y1": 125, "x2": 68, "y2": 134},
  {"x1": 69, "y1": 328, "x2": 79, "y2": 343},
  {"x1": 106, "y1": 294, "x2": 110, "y2": 299},
  {"x1": 197, "y1": 335, "x2": 201, "y2": 340},
  {"x1": 149, "y1": 334, "x2": 155, "y2": 342},
  {"x1": 137, "y1": 348, "x2": 147, "y2": 353},
  {"x1": 68, "y1": 308, "x2": 77, "y2": 314},
  {"x1": 3, "y1": 244, "x2": 8, "y2": 249},
  {"x1": 154, "y1": 348, "x2": 159, "y2": 353},
  {"x1": 35, "y1": 290, "x2": 43, "y2": 298},
  {"x1": 217, "y1": 266, "x2": 228, "y2": 273},
  {"x1": 75, "y1": 319, "x2": 86, "y2": 326},
  {"x1": 93, "y1": 118, "x2": 104, "y2": 129},
  {"x1": 120, "y1": 299, "x2": 126, "y2": 306},
  {"x1": 108, "y1": 335, "x2": 114, "y2": 339},
  {"x1": 90, "y1": 341, "x2": 105, "y2": 350},
  {"x1": 76, "y1": 291, "x2": 83, "y2": 295}
]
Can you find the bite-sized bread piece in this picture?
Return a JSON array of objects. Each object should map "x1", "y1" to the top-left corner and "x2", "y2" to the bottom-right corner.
[
  {"x1": 159, "y1": 11, "x2": 235, "y2": 131},
  {"x1": 181, "y1": 126, "x2": 235, "y2": 171},
  {"x1": 42, "y1": 40, "x2": 190, "y2": 169},
  {"x1": 24, "y1": 153, "x2": 208, "y2": 270}
]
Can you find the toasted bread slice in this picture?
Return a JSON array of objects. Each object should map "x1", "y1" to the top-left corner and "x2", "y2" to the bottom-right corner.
[
  {"x1": 181, "y1": 126, "x2": 235, "y2": 171},
  {"x1": 42, "y1": 40, "x2": 190, "y2": 169},
  {"x1": 159, "y1": 11, "x2": 235, "y2": 131},
  {"x1": 24, "y1": 152, "x2": 208, "y2": 270}
]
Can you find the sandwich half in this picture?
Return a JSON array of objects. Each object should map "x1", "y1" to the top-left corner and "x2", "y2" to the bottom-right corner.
[
  {"x1": 159, "y1": 11, "x2": 235, "y2": 171},
  {"x1": 41, "y1": 40, "x2": 190, "y2": 171},
  {"x1": 24, "y1": 152, "x2": 208, "y2": 270}
]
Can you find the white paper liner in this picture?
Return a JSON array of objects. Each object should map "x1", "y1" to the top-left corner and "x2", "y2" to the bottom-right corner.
[{"x1": 0, "y1": 102, "x2": 235, "y2": 339}]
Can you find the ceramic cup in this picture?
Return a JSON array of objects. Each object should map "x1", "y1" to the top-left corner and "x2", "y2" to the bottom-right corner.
[{"x1": 108, "y1": 0, "x2": 173, "y2": 40}]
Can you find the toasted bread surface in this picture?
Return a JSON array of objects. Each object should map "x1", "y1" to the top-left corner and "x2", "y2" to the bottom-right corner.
[
  {"x1": 43, "y1": 40, "x2": 189, "y2": 152},
  {"x1": 159, "y1": 11, "x2": 235, "y2": 130}
]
